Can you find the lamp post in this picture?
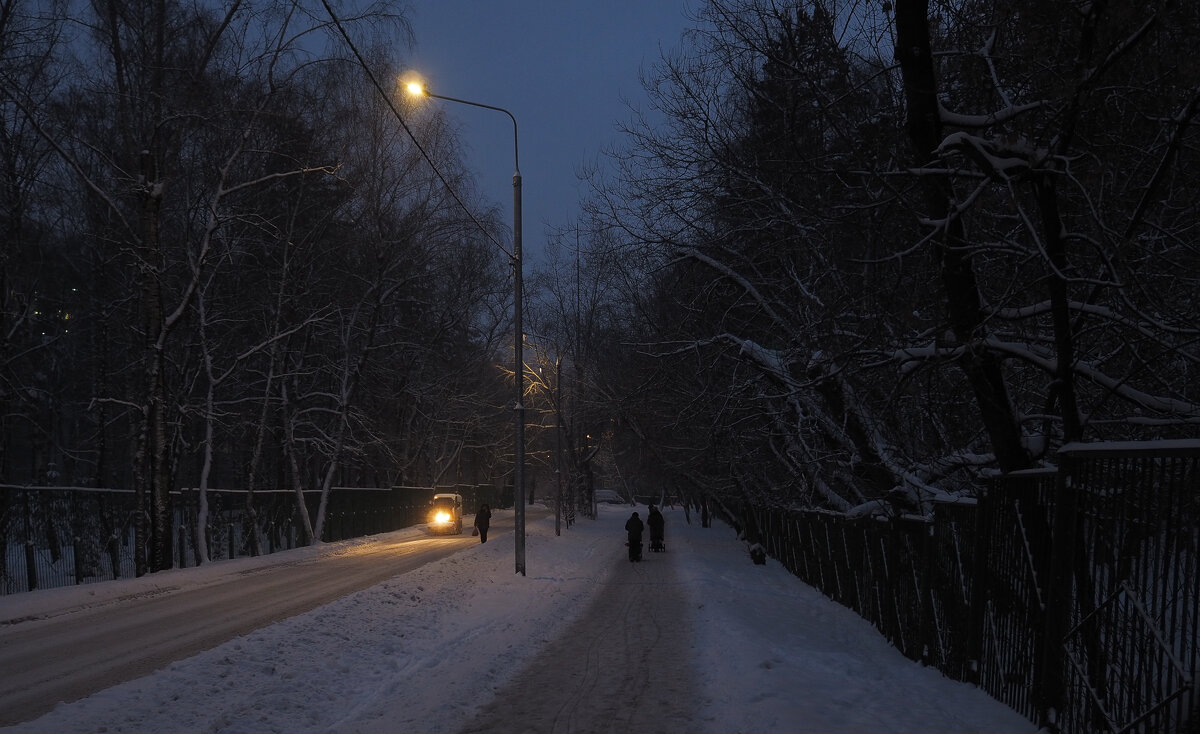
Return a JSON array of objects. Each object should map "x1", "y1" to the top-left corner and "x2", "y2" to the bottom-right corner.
[
  {"x1": 407, "y1": 80, "x2": 525, "y2": 576},
  {"x1": 553, "y1": 354, "x2": 563, "y2": 536}
]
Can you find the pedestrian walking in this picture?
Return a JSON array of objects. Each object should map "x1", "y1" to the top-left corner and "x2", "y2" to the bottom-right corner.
[
  {"x1": 647, "y1": 504, "x2": 665, "y2": 552},
  {"x1": 474, "y1": 503, "x2": 492, "y2": 543},
  {"x1": 625, "y1": 511, "x2": 644, "y2": 562}
]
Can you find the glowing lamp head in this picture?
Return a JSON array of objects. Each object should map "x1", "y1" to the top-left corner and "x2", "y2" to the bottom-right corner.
[{"x1": 406, "y1": 81, "x2": 425, "y2": 97}]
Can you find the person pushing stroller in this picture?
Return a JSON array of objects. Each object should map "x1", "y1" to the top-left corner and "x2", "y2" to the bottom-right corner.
[{"x1": 647, "y1": 504, "x2": 665, "y2": 552}]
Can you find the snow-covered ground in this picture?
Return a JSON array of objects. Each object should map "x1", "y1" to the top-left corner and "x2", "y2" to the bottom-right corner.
[{"x1": 0, "y1": 505, "x2": 1039, "y2": 733}]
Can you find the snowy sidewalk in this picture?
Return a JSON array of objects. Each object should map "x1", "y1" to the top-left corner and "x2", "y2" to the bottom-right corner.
[
  {"x1": 456, "y1": 506, "x2": 1040, "y2": 734},
  {"x1": 673, "y1": 514, "x2": 1038, "y2": 733},
  {"x1": 457, "y1": 537, "x2": 698, "y2": 734}
]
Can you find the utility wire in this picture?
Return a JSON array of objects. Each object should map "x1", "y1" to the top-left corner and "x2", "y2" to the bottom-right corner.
[{"x1": 320, "y1": 0, "x2": 512, "y2": 259}]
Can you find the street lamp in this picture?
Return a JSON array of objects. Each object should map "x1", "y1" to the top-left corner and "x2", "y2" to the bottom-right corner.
[{"x1": 406, "y1": 78, "x2": 526, "y2": 576}]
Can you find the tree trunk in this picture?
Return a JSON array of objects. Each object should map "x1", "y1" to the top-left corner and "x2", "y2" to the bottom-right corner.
[
  {"x1": 138, "y1": 148, "x2": 172, "y2": 573},
  {"x1": 894, "y1": 0, "x2": 1029, "y2": 472},
  {"x1": 281, "y1": 380, "x2": 315, "y2": 545}
]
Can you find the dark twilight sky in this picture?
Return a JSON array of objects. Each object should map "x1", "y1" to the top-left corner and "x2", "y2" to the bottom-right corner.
[{"x1": 404, "y1": 1, "x2": 695, "y2": 266}]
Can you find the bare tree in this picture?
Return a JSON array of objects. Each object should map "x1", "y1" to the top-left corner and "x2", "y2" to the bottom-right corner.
[{"x1": 571, "y1": 0, "x2": 1200, "y2": 517}]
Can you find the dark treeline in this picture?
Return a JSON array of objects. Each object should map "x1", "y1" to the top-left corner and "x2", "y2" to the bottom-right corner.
[
  {"x1": 545, "y1": 0, "x2": 1200, "y2": 517},
  {"x1": 0, "y1": 0, "x2": 513, "y2": 570}
]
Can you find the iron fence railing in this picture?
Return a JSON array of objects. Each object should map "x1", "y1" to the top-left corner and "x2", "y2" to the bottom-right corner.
[
  {"x1": 1052, "y1": 444, "x2": 1200, "y2": 734},
  {"x1": 733, "y1": 440, "x2": 1199, "y2": 734}
]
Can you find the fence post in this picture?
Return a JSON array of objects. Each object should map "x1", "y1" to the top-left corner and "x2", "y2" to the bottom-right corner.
[
  {"x1": 1037, "y1": 458, "x2": 1078, "y2": 732},
  {"x1": 108, "y1": 534, "x2": 122, "y2": 579},
  {"x1": 23, "y1": 491, "x2": 38, "y2": 591},
  {"x1": 71, "y1": 492, "x2": 86, "y2": 586},
  {"x1": 965, "y1": 482, "x2": 995, "y2": 685},
  {"x1": 919, "y1": 516, "x2": 934, "y2": 667},
  {"x1": 227, "y1": 522, "x2": 235, "y2": 560},
  {"x1": 73, "y1": 534, "x2": 85, "y2": 586},
  {"x1": 177, "y1": 525, "x2": 187, "y2": 569},
  {"x1": 24, "y1": 540, "x2": 37, "y2": 592}
]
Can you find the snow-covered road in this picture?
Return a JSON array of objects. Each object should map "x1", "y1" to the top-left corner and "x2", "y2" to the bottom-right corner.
[{"x1": 0, "y1": 515, "x2": 517, "y2": 726}]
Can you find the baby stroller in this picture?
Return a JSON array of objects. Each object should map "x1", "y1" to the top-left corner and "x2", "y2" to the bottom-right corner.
[
  {"x1": 647, "y1": 505, "x2": 666, "y2": 552},
  {"x1": 649, "y1": 529, "x2": 665, "y2": 553}
]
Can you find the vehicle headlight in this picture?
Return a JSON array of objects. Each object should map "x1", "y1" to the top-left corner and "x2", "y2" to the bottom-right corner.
[{"x1": 434, "y1": 511, "x2": 450, "y2": 523}]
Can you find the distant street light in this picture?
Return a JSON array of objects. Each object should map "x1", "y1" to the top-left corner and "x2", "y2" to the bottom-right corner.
[{"x1": 406, "y1": 78, "x2": 526, "y2": 576}]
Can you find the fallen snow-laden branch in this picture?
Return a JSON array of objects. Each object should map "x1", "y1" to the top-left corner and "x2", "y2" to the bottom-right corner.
[
  {"x1": 696, "y1": 331, "x2": 1031, "y2": 510},
  {"x1": 705, "y1": 333, "x2": 859, "y2": 510},
  {"x1": 773, "y1": 401, "x2": 855, "y2": 512},
  {"x1": 717, "y1": 332, "x2": 958, "y2": 511},
  {"x1": 765, "y1": 432, "x2": 859, "y2": 509},
  {"x1": 701, "y1": 333, "x2": 875, "y2": 509},
  {"x1": 828, "y1": 370, "x2": 943, "y2": 513}
]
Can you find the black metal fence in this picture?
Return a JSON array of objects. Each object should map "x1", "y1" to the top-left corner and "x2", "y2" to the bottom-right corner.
[
  {"x1": 0, "y1": 483, "x2": 495, "y2": 595},
  {"x1": 735, "y1": 441, "x2": 1200, "y2": 734}
]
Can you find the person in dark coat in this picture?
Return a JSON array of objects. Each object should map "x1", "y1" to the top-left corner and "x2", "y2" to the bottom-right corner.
[
  {"x1": 625, "y1": 511, "x2": 644, "y2": 561},
  {"x1": 647, "y1": 504, "x2": 665, "y2": 551},
  {"x1": 474, "y1": 503, "x2": 492, "y2": 543}
]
